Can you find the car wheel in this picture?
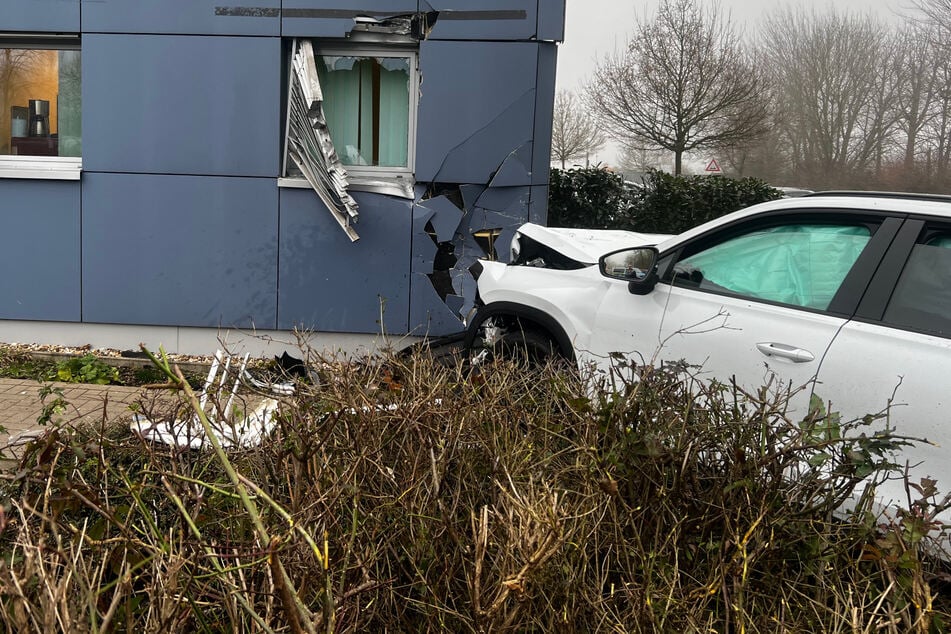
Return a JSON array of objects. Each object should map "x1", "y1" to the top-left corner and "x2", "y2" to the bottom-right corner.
[{"x1": 492, "y1": 328, "x2": 559, "y2": 365}]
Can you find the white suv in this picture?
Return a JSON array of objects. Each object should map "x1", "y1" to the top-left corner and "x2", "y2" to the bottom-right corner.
[{"x1": 466, "y1": 192, "x2": 951, "y2": 519}]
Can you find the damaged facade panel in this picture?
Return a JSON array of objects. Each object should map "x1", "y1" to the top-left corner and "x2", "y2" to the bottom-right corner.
[
  {"x1": 286, "y1": 38, "x2": 360, "y2": 242},
  {"x1": 281, "y1": 1, "x2": 418, "y2": 37},
  {"x1": 0, "y1": 0, "x2": 564, "y2": 347},
  {"x1": 415, "y1": 41, "x2": 538, "y2": 183}
]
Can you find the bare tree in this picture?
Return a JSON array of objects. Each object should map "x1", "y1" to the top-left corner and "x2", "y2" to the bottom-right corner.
[
  {"x1": 909, "y1": 0, "x2": 951, "y2": 185},
  {"x1": 585, "y1": 0, "x2": 768, "y2": 175},
  {"x1": 893, "y1": 24, "x2": 940, "y2": 173},
  {"x1": 550, "y1": 90, "x2": 605, "y2": 169},
  {"x1": 760, "y1": 8, "x2": 900, "y2": 187}
]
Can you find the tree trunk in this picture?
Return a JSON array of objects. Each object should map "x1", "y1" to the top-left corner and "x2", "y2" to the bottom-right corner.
[{"x1": 674, "y1": 150, "x2": 683, "y2": 175}]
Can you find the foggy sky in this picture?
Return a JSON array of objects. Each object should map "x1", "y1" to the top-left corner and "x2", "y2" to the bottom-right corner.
[
  {"x1": 557, "y1": 0, "x2": 906, "y2": 92},
  {"x1": 556, "y1": 0, "x2": 908, "y2": 166}
]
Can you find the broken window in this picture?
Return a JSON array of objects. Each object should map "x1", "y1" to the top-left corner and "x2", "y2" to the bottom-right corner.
[{"x1": 282, "y1": 38, "x2": 418, "y2": 241}]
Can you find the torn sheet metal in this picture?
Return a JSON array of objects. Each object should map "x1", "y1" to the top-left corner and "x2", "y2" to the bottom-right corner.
[
  {"x1": 287, "y1": 39, "x2": 360, "y2": 242},
  {"x1": 349, "y1": 178, "x2": 415, "y2": 199},
  {"x1": 280, "y1": 2, "x2": 419, "y2": 38},
  {"x1": 485, "y1": 141, "x2": 534, "y2": 188},
  {"x1": 419, "y1": 195, "x2": 464, "y2": 243}
]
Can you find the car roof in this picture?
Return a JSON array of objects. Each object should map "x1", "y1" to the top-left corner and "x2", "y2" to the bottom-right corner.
[{"x1": 654, "y1": 192, "x2": 951, "y2": 252}]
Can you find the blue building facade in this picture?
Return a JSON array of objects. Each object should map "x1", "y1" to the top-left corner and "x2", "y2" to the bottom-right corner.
[{"x1": 0, "y1": 1, "x2": 564, "y2": 353}]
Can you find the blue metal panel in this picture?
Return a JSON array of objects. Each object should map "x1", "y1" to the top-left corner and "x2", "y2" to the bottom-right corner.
[
  {"x1": 532, "y1": 42, "x2": 558, "y2": 185},
  {"x1": 529, "y1": 185, "x2": 548, "y2": 225},
  {"x1": 82, "y1": 174, "x2": 279, "y2": 328},
  {"x1": 278, "y1": 189, "x2": 412, "y2": 334},
  {"x1": 81, "y1": 0, "x2": 281, "y2": 36},
  {"x1": 416, "y1": 41, "x2": 537, "y2": 184},
  {"x1": 281, "y1": 1, "x2": 418, "y2": 38},
  {"x1": 536, "y1": 0, "x2": 565, "y2": 42},
  {"x1": 422, "y1": 0, "x2": 537, "y2": 41},
  {"x1": 82, "y1": 35, "x2": 281, "y2": 177},
  {"x1": 5, "y1": 0, "x2": 79, "y2": 32},
  {"x1": 0, "y1": 181, "x2": 80, "y2": 321}
]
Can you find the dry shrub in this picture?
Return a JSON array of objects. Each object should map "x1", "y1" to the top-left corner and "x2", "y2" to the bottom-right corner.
[{"x1": 0, "y1": 348, "x2": 947, "y2": 632}]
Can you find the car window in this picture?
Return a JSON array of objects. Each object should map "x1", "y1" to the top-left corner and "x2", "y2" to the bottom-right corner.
[
  {"x1": 672, "y1": 224, "x2": 871, "y2": 310},
  {"x1": 882, "y1": 233, "x2": 951, "y2": 337}
]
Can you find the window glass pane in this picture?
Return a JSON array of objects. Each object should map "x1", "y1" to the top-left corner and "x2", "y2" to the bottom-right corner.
[
  {"x1": 673, "y1": 224, "x2": 871, "y2": 309},
  {"x1": 0, "y1": 47, "x2": 81, "y2": 158},
  {"x1": 316, "y1": 54, "x2": 409, "y2": 168},
  {"x1": 883, "y1": 236, "x2": 951, "y2": 337}
]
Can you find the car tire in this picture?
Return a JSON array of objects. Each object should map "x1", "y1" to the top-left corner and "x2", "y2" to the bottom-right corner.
[{"x1": 492, "y1": 328, "x2": 559, "y2": 365}]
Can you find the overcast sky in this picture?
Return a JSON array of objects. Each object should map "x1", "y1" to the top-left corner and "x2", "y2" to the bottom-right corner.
[
  {"x1": 557, "y1": 0, "x2": 908, "y2": 91},
  {"x1": 556, "y1": 0, "x2": 910, "y2": 165}
]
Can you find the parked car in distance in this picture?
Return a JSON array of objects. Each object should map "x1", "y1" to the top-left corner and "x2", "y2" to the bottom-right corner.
[{"x1": 466, "y1": 191, "x2": 951, "y2": 527}]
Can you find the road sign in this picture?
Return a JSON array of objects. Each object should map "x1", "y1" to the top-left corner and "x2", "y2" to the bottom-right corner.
[{"x1": 705, "y1": 159, "x2": 722, "y2": 173}]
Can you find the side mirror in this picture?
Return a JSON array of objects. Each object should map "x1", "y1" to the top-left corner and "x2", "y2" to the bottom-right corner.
[{"x1": 599, "y1": 247, "x2": 660, "y2": 295}]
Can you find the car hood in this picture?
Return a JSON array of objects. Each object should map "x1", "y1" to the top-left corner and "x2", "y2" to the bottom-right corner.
[{"x1": 512, "y1": 223, "x2": 672, "y2": 265}]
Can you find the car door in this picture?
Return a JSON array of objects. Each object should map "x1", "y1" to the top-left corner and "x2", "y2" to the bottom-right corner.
[
  {"x1": 592, "y1": 211, "x2": 902, "y2": 418},
  {"x1": 817, "y1": 217, "x2": 951, "y2": 514}
]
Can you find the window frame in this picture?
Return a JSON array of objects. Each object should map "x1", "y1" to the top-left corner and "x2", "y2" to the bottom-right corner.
[
  {"x1": 280, "y1": 38, "x2": 418, "y2": 187},
  {"x1": 0, "y1": 34, "x2": 82, "y2": 181},
  {"x1": 856, "y1": 216, "x2": 951, "y2": 339},
  {"x1": 657, "y1": 210, "x2": 901, "y2": 318}
]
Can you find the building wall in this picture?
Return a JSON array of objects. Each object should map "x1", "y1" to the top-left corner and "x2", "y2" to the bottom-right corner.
[{"x1": 0, "y1": 0, "x2": 564, "y2": 344}]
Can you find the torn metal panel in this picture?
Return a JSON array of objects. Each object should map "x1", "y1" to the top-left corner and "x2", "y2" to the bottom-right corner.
[
  {"x1": 408, "y1": 273, "x2": 468, "y2": 337},
  {"x1": 485, "y1": 141, "x2": 534, "y2": 188},
  {"x1": 287, "y1": 39, "x2": 360, "y2": 242},
  {"x1": 421, "y1": 0, "x2": 537, "y2": 41},
  {"x1": 423, "y1": 87, "x2": 537, "y2": 184},
  {"x1": 460, "y1": 184, "x2": 486, "y2": 211},
  {"x1": 415, "y1": 40, "x2": 538, "y2": 183},
  {"x1": 281, "y1": 1, "x2": 418, "y2": 38},
  {"x1": 412, "y1": 204, "x2": 438, "y2": 275},
  {"x1": 419, "y1": 195, "x2": 464, "y2": 243},
  {"x1": 349, "y1": 178, "x2": 415, "y2": 199},
  {"x1": 495, "y1": 227, "x2": 518, "y2": 264},
  {"x1": 472, "y1": 186, "x2": 531, "y2": 215}
]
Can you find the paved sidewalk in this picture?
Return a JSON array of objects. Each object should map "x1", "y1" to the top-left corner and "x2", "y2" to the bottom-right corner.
[{"x1": 0, "y1": 378, "x2": 154, "y2": 449}]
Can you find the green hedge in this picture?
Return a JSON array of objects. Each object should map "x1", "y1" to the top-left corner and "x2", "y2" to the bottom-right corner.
[{"x1": 548, "y1": 167, "x2": 782, "y2": 234}]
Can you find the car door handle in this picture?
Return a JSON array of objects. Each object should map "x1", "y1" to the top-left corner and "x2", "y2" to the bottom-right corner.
[{"x1": 756, "y1": 342, "x2": 815, "y2": 363}]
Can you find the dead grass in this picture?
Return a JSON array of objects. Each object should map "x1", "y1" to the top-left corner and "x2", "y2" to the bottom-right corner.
[{"x1": 0, "y1": 348, "x2": 946, "y2": 632}]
